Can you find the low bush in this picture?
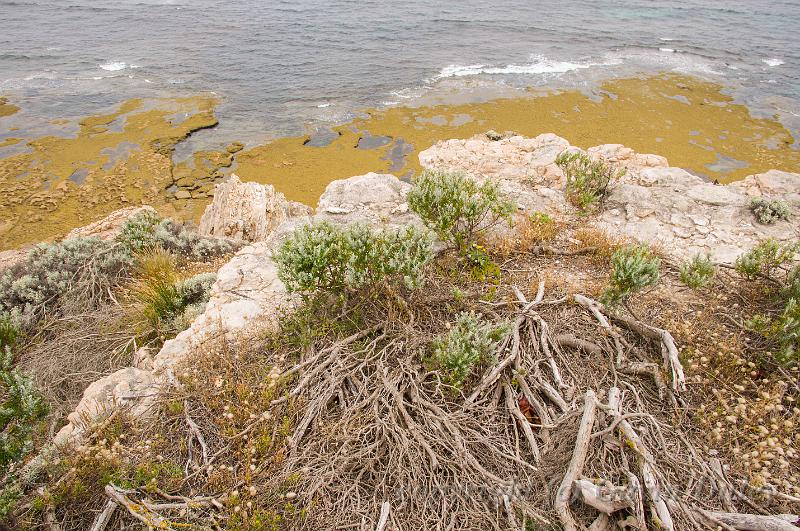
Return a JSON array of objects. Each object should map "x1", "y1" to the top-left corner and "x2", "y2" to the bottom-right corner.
[
  {"x1": 117, "y1": 211, "x2": 237, "y2": 260},
  {"x1": 0, "y1": 321, "x2": 47, "y2": 480},
  {"x1": 734, "y1": 239, "x2": 799, "y2": 280},
  {"x1": 116, "y1": 209, "x2": 161, "y2": 253},
  {"x1": 0, "y1": 237, "x2": 134, "y2": 331},
  {"x1": 555, "y1": 151, "x2": 626, "y2": 211},
  {"x1": 601, "y1": 244, "x2": 660, "y2": 305},
  {"x1": 275, "y1": 222, "x2": 433, "y2": 295},
  {"x1": 679, "y1": 253, "x2": 716, "y2": 289},
  {"x1": 431, "y1": 311, "x2": 506, "y2": 388},
  {"x1": 749, "y1": 197, "x2": 791, "y2": 225},
  {"x1": 745, "y1": 254, "x2": 800, "y2": 365},
  {"x1": 407, "y1": 169, "x2": 515, "y2": 252}
]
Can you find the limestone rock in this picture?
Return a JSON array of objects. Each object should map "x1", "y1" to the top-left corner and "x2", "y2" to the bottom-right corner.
[
  {"x1": 152, "y1": 221, "x2": 304, "y2": 380},
  {"x1": 315, "y1": 172, "x2": 420, "y2": 228},
  {"x1": 54, "y1": 367, "x2": 157, "y2": 446},
  {"x1": 419, "y1": 133, "x2": 570, "y2": 187},
  {"x1": 595, "y1": 166, "x2": 798, "y2": 262},
  {"x1": 587, "y1": 144, "x2": 669, "y2": 181},
  {"x1": 65, "y1": 205, "x2": 157, "y2": 241},
  {"x1": 729, "y1": 170, "x2": 800, "y2": 202},
  {"x1": 420, "y1": 133, "x2": 798, "y2": 263},
  {"x1": 0, "y1": 248, "x2": 27, "y2": 274},
  {"x1": 198, "y1": 174, "x2": 311, "y2": 242}
]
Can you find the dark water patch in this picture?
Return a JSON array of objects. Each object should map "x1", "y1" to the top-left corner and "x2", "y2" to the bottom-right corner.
[
  {"x1": 382, "y1": 138, "x2": 414, "y2": 172},
  {"x1": 304, "y1": 128, "x2": 340, "y2": 147},
  {"x1": 356, "y1": 131, "x2": 392, "y2": 150},
  {"x1": 68, "y1": 168, "x2": 89, "y2": 185},
  {"x1": 101, "y1": 141, "x2": 139, "y2": 169},
  {"x1": 705, "y1": 153, "x2": 749, "y2": 173}
]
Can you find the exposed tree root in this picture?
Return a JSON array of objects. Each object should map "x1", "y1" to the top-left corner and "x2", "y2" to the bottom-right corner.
[{"x1": 26, "y1": 282, "x2": 799, "y2": 530}]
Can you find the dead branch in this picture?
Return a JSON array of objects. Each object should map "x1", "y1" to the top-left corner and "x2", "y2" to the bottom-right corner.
[{"x1": 555, "y1": 389, "x2": 597, "y2": 531}]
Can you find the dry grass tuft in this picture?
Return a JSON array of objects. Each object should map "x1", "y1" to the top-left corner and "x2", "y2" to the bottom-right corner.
[{"x1": 572, "y1": 226, "x2": 628, "y2": 263}]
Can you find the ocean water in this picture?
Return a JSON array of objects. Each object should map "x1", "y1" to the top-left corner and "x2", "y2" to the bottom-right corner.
[{"x1": 1, "y1": 0, "x2": 799, "y2": 147}]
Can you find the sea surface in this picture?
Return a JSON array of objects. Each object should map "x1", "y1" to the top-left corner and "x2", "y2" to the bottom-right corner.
[{"x1": 2, "y1": 0, "x2": 800, "y2": 147}]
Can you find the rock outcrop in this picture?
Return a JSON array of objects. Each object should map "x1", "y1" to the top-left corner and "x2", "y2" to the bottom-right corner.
[
  {"x1": 53, "y1": 172, "x2": 417, "y2": 445},
  {"x1": 48, "y1": 136, "x2": 800, "y2": 448},
  {"x1": 315, "y1": 172, "x2": 420, "y2": 228},
  {"x1": 65, "y1": 205, "x2": 158, "y2": 241},
  {"x1": 198, "y1": 174, "x2": 311, "y2": 242},
  {"x1": 54, "y1": 368, "x2": 156, "y2": 446},
  {"x1": 420, "y1": 133, "x2": 799, "y2": 263}
]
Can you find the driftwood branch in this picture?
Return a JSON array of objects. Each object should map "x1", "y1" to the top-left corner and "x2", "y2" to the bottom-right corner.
[{"x1": 555, "y1": 390, "x2": 597, "y2": 531}]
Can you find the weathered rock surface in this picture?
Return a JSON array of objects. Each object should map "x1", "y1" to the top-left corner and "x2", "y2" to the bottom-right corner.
[
  {"x1": 0, "y1": 248, "x2": 27, "y2": 274},
  {"x1": 53, "y1": 172, "x2": 419, "y2": 446},
  {"x1": 54, "y1": 367, "x2": 156, "y2": 445},
  {"x1": 420, "y1": 133, "x2": 570, "y2": 187},
  {"x1": 198, "y1": 174, "x2": 311, "y2": 242},
  {"x1": 420, "y1": 133, "x2": 799, "y2": 262},
  {"x1": 65, "y1": 205, "x2": 157, "y2": 241},
  {"x1": 315, "y1": 172, "x2": 419, "y2": 228},
  {"x1": 50, "y1": 137, "x2": 800, "y2": 448}
]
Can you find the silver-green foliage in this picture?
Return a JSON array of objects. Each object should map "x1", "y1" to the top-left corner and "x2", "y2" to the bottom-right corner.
[
  {"x1": 601, "y1": 244, "x2": 661, "y2": 304},
  {"x1": 0, "y1": 237, "x2": 134, "y2": 330},
  {"x1": 734, "y1": 239, "x2": 799, "y2": 280},
  {"x1": 679, "y1": 253, "x2": 716, "y2": 289},
  {"x1": 166, "y1": 273, "x2": 217, "y2": 334},
  {"x1": 117, "y1": 211, "x2": 238, "y2": 259},
  {"x1": 555, "y1": 151, "x2": 626, "y2": 211},
  {"x1": 749, "y1": 197, "x2": 791, "y2": 225},
  {"x1": 432, "y1": 311, "x2": 506, "y2": 388},
  {"x1": 0, "y1": 322, "x2": 47, "y2": 475},
  {"x1": 407, "y1": 169, "x2": 515, "y2": 251},
  {"x1": 275, "y1": 222, "x2": 433, "y2": 294}
]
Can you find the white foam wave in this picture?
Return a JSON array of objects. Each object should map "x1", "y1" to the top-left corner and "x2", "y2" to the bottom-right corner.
[
  {"x1": 435, "y1": 55, "x2": 607, "y2": 78},
  {"x1": 99, "y1": 61, "x2": 128, "y2": 71},
  {"x1": 659, "y1": 48, "x2": 676, "y2": 53},
  {"x1": 762, "y1": 58, "x2": 784, "y2": 67},
  {"x1": 659, "y1": 37, "x2": 676, "y2": 42},
  {"x1": 316, "y1": 103, "x2": 333, "y2": 108}
]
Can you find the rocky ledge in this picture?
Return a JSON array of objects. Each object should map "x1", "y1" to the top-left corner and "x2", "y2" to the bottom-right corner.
[{"x1": 49, "y1": 133, "x2": 798, "y2": 447}]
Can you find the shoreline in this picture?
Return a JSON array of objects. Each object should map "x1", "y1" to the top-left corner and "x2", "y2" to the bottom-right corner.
[{"x1": 1, "y1": 72, "x2": 799, "y2": 251}]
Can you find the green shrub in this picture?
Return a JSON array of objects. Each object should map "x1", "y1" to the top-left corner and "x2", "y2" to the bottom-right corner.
[
  {"x1": 432, "y1": 312, "x2": 506, "y2": 388},
  {"x1": 407, "y1": 169, "x2": 515, "y2": 252},
  {"x1": 601, "y1": 244, "x2": 661, "y2": 304},
  {"x1": 275, "y1": 222, "x2": 433, "y2": 295},
  {"x1": 747, "y1": 263, "x2": 800, "y2": 365},
  {"x1": 734, "y1": 239, "x2": 799, "y2": 280},
  {"x1": 1, "y1": 342, "x2": 48, "y2": 474},
  {"x1": 679, "y1": 253, "x2": 716, "y2": 289},
  {"x1": 749, "y1": 197, "x2": 791, "y2": 225},
  {"x1": 116, "y1": 209, "x2": 161, "y2": 253},
  {"x1": 152, "y1": 219, "x2": 238, "y2": 260},
  {"x1": 0, "y1": 237, "x2": 134, "y2": 330},
  {"x1": 117, "y1": 211, "x2": 238, "y2": 260},
  {"x1": 555, "y1": 151, "x2": 626, "y2": 211},
  {"x1": 132, "y1": 251, "x2": 215, "y2": 336},
  {"x1": 0, "y1": 318, "x2": 16, "y2": 351}
]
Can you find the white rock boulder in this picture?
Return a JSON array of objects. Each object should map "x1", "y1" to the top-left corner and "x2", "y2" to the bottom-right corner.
[{"x1": 199, "y1": 174, "x2": 311, "y2": 242}]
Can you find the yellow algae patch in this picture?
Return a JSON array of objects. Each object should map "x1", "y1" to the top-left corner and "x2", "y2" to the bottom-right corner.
[
  {"x1": 0, "y1": 138, "x2": 21, "y2": 149},
  {"x1": 0, "y1": 96, "x2": 219, "y2": 250},
  {"x1": 0, "y1": 97, "x2": 19, "y2": 118},
  {"x1": 235, "y1": 127, "x2": 397, "y2": 206},
  {"x1": 235, "y1": 74, "x2": 799, "y2": 206}
]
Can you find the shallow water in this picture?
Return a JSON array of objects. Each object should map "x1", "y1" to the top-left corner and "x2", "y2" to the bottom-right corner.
[{"x1": 1, "y1": 0, "x2": 799, "y2": 147}]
